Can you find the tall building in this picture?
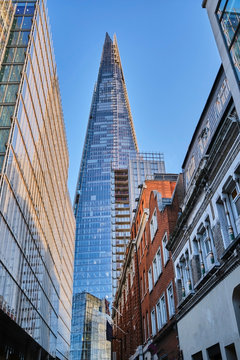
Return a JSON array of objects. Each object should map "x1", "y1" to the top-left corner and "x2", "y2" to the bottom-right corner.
[
  {"x1": 0, "y1": 1, "x2": 75, "y2": 359},
  {"x1": 111, "y1": 153, "x2": 165, "y2": 297},
  {"x1": 73, "y1": 33, "x2": 138, "y2": 303},
  {"x1": 72, "y1": 32, "x2": 138, "y2": 359}
]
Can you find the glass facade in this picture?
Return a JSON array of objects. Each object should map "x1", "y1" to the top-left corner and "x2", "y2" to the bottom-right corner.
[
  {"x1": 71, "y1": 292, "x2": 111, "y2": 360},
  {"x1": 72, "y1": 33, "x2": 138, "y2": 359},
  {"x1": 217, "y1": 0, "x2": 240, "y2": 79},
  {"x1": 0, "y1": 1, "x2": 75, "y2": 359}
]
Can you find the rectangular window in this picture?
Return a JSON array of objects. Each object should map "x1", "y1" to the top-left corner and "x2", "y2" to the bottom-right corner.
[
  {"x1": 167, "y1": 283, "x2": 175, "y2": 318},
  {"x1": 151, "y1": 308, "x2": 156, "y2": 336},
  {"x1": 148, "y1": 267, "x2": 153, "y2": 292},
  {"x1": 153, "y1": 257, "x2": 158, "y2": 284},
  {"x1": 162, "y1": 232, "x2": 169, "y2": 265},
  {"x1": 157, "y1": 294, "x2": 167, "y2": 330},
  {"x1": 156, "y1": 247, "x2": 162, "y2": 277},
  {"x1": 150, "y1": 208, "x2": 158, "y2": 241},
  {"x1": 146, "y1": 311, "x2": 149, "y2": 339}
]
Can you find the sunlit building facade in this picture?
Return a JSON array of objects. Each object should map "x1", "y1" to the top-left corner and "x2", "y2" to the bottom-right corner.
[{"x1": 0, "y1": 1, "x2": 75, "y2": 359}]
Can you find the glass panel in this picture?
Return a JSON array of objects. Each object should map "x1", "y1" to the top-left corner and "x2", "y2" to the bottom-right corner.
[
  {"x1": 9, "y1": 65, "x2": 23, "y2": 82},
  {"x1": 0, "y1": 66, "x2": 11, "y2": 82},
  {"x1": 16, "y1": 4, "x2": 26, "y2": 15},
  {"x1": 0, "y1": 155, "x2": 5, "y2": 171},
  {"x1": 221, "y1": 0, "x2": 240, "y2": 45},
  {"x1": 18, "y1": 32, "x2": 30, "y2": 46},
  {"x1": 26, "y1": 4, "x2": 35, "y2": 15},
  {"x1": 12, "y1": 16, "x2": 23, "y2": 30},
  {"x1": 8, "y1": 32, "x2": 20, "y2": 46},
  {"x1": 4, "y1": 85, "x2": 19, "y2": 103},
  {"x1": 0, "y1": 86, "x2": 7, "y2": 102},
  {"x1": 0, "y1": 106, "x2": 14, "y2": 126},
  {"x1": 0, "y1": 129, "x2": 9, "y2": 152},
  {"x1": 217, "y1": 0, "x2": 228, "y2": 18},
  {"x1": 14, "y1": 48, "x2": 26, "y2": 63},
  {"x1": 230, "y1": 29, "x2": 240, "y2": 79},
  {"x1": 3, "y1": 48, "x2": 15, "y2": 63},
  {"x1": 22, "y1": 17, "x2": 33, "y2": 30}
]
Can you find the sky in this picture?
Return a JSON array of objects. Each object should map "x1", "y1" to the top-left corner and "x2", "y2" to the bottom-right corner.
[{"x1": 47, "y1": 0, "x2": 221, "y2": 202}]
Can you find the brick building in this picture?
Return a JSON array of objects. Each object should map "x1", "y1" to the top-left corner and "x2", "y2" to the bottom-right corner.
[{"x1": 112, "y1": 174, "x2": 184, "y2": 360}]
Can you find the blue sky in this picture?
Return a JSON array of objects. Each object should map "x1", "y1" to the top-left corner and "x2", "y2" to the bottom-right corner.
[{"x1": 47, "y1": 0, "x2": 221, "y2": 202}]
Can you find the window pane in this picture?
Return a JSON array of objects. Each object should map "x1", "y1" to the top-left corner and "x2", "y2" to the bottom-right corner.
[
  {"x1": 8, "y1": 32, "x2": 20, "y2": 46},
  {"x1": 12, "y1": 16, "x2": 24, "y2": 30},
  {"x1": 0, "y1": 106, "x2": 14, "y2": 126},
  {"x1": 0, "y1": 86, "x2": 7, "y2": 102},
  {"x1": 230, "y1": 29, "x2": 240, "y2": 79},
  {"x1": 18, "y1": 32, "x2": 30, "y2": 46},
  {"x1": 0, "y1": 129, "x2": 9, "y2": 152},
  {"x1": 26, "y1": 4, "x2": 35, "y2": 15},
  {"x1": 14, "y1": 48, "x2": 26, "y2": 63},
  {"x1": 9, "y1": 65, "x2": 23, "y2": 82},
  {"x1": 5, "y1": 85, "x2": 18, "y2": 103},
  {"x1": 22, "y1": 17, "x2": 33, "y2": 30},
  {"x1": 16, "y1": 4, "x2": 26, "y2": 15},
  {"x1": 3, "y1": 48, "x2": 15, "y2": 63},
  {"x1": 0, "y1": 66, "x2": 11, "y2": 82},
  {"x1": 217, "y1": 0, "x2": 228, "y2": 18}
]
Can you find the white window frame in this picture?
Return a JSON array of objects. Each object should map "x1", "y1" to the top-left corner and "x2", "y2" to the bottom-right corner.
[
  {"x1": 162, "y1": 232, "x2": 169, "y2": 265},
  {"x1": 153, "y1": 257, "x2": 158, "y2": 284},
  {"x1": 150, "y1": 208, "x2": 158, "y2": 241},
  {"x1": 148, "y1": 267, "x2": 153, "y2": 292},
  {"x1": 156, "y1": 293, "x2": 167, "y2": 330},
  {"x1": 167, "y1": 282, "x2": 175, "y2": 318},
  {"x1": 156, "y1": 247, "x2": 162, "y2": 277},
  {"x1": 151, "y1": 307, "x2": 157, "y2": 336}
]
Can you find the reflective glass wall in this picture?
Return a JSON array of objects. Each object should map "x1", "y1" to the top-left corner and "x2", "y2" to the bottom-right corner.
[{"x1": 0, "y1": 0, "x2": 75, "y2": 359}]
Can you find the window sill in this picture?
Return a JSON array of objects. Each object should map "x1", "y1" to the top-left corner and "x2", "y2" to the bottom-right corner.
[
  {"x1": 178, "y1": 290, "x2": 195, "y2": 309},
  {"x1": 194, "y1": 263, "x2": 220, "y2": 291},
  {"x1": 221, "y1": 234, "x2": 240, "y2": 260}
]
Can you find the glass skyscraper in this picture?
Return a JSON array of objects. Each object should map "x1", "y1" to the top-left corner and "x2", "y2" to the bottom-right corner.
[
  {"x1": 71, "y1": 33, "x2": 138, "y2": 359},
  {"x1": 0, "y1": 1, "x2": 75, "y2": 359}
]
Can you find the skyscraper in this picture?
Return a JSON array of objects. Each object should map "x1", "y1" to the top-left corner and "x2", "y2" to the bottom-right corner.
[
  {"x1": 71, "y1": 32, "x2": 138, "y2": 359},
  {"x1": 73, "y1": 33, "x2": 138, "y2": 302},
  {"x1": 0, "y1": 1, "x2": 75, "y2": 359}
]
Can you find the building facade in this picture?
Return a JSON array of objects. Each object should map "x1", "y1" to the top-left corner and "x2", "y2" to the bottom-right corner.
[
  {"x1": 0, "y1": 1, "x2": 75, "y2": 359},
  {"x1": 168, "y1": 64, "x2": 240, "y2": 359},
  {"x1": 71, "y1": 292, "x2": 111, "y2": 360},
  {"x1": 113, "y1": 175, "x2": 183, "y2": 360}
]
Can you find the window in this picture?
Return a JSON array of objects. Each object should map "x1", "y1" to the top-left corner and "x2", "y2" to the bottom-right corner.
[
  {"x1": 148, "y1": 267, "x2": 153, "y2": 292},
  {"x1": 153, "y1": 257, "x2": 158, "y2": 284},
  {"x1": 177, "y1": 251, "x2": 193, "y2": 300},
  {"x1": 167, "y1": 283, "x2": 175, "y2": 318},
  {"x1": 153, "y1": 248, "x2": 162, "y2": 284},
  {"x1": 151, "y1": 308, "x2": 156, "y2": 336},
  {"x1": 156, "y1": 294, "x2": 167, "y2": 329},
  {"x1": 143, "y1": 270, "x2": 146, "y2": 296},
  {"x1": 162, "y1": 233, "x2": 169, "y2": 265},
  {"x1": 143, "y1": 316, "x2": 146, "y2": 342},
  {"x1": 195, "y1": 221, "x2": 216, "y2": 276},
  {"x1": 146, "y1": 312, "x2": 149, "y2": 339},
  {"x1": 150, "y1": 209, "x2": 158, "y2": 241}
]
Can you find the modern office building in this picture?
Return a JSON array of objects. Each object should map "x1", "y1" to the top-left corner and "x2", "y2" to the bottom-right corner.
[{"x1": 0, "y1": 1, "x2": 75, "y2": 359}]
